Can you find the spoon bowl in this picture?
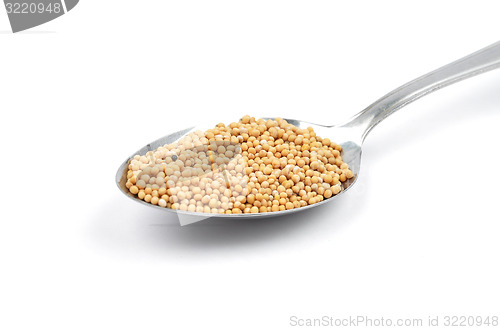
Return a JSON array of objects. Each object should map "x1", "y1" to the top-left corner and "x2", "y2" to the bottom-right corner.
[{"x1": 116, "y1": 120, "x2": 363, "y2": 223}]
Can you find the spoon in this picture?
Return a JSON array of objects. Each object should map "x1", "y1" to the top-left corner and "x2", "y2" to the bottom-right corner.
[{"x1": 116, "y1": 41, "x2": 500, "y2": 224}]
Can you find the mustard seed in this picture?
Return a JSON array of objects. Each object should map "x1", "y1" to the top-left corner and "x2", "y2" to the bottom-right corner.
[{"x1": 126, "y1": 116, "x2": 353, "y2": 214}]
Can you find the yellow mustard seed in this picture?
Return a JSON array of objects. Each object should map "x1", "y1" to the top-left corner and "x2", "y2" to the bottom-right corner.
[{"x1": 126, "y1": 116, "x2": 353, "y2": 214}]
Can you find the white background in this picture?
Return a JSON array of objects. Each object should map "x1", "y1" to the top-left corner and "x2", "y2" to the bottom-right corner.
[{"x1": 1, "y1": 1, "x2": 500, "y2": 329}]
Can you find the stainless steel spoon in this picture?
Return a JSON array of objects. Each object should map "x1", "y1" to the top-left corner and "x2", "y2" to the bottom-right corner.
[{"x1": 116, "y1": 41, "x2": 500, "y2": 224}]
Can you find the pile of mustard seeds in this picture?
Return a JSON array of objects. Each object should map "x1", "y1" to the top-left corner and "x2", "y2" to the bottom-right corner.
[{"x1": 125, "y1": 116, "x2": 353, "y2": 214}]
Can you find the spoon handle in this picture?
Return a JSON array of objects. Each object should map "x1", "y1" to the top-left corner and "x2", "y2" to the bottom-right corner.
[{"x1": 344, "y1": 41, "x2": 500, "y2": 141}]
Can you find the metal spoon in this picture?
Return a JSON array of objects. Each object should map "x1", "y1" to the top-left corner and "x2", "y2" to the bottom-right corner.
[{"x1": 116, "y1": 41, "x2": 500, "y2": 224}]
